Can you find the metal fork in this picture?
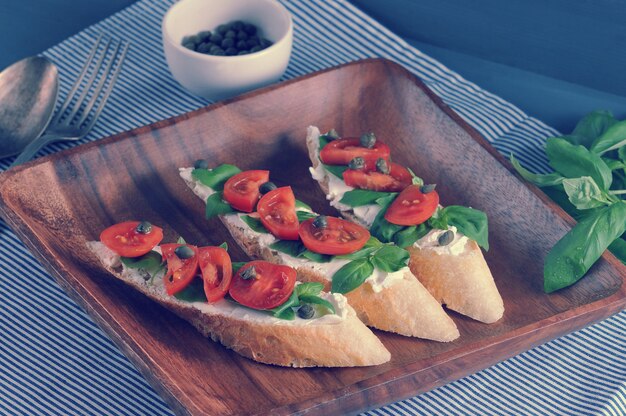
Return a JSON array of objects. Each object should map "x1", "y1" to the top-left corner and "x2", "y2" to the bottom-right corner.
[{"x1": 11, "y1": 35, "x2": 129, "y2": 166}]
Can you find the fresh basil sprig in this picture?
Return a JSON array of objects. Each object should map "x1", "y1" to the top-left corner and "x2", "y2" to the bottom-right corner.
[
  {"x1": 269, "y1": 240, "x2": 333, "y2": 263},
  {"x1": 270, "y1": 282, "x2": 335, "y2": 320},
  {"x1": 192, "y1": 164, "x2": 241, "y2": 191},
  {"x1": 339, "y1": 189, "x2": 397, "y2": 207},
  {"x1": 241, "y1": 215, "x2": 269, "y2": 233},
  {"x1": 205, "y1": 192, "x2": 235, "y2": 219},
  {"x1": 512, "y1": 110, "x2": 626, "y2": 292},
  {"x1": 120, "y1": 251, "x2": 165, "y2": 282},
  {"x1": 331, "y1": 238, "x2": 410, "y2": 294}
]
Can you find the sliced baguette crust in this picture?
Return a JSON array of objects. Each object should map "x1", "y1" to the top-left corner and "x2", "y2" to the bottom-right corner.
[
  {"x1": 87, "y1": 243, "x2": 390, "y2": 368},
  {"x1": 306, "y1": 127, "x2": 504, "y2": 324},
  {"x1": 212, "y1": 190, "x2": 459, "y2": 341},
  {"x1": 407, "y1": 241, "x2": 504, "y2": 323}
]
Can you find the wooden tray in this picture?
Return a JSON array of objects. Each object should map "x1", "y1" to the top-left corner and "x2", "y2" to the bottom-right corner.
[{"x1": 0, "y1": 58, "x2": 624, "y2": 416}]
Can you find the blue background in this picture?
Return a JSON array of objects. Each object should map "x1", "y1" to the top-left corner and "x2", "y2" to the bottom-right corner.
[{"x1": 2, "y1": 0, "x2": 626, "y2": 133}]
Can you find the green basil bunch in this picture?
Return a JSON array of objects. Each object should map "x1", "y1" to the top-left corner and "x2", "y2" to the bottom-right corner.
[{"x1": 511, "y1": 110, "x2": 626, "y2": 293}]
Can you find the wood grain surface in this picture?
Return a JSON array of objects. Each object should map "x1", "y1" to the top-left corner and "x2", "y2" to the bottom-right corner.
[{"x1": 0, "y1": 58, "x2": 624, "y2": 416}]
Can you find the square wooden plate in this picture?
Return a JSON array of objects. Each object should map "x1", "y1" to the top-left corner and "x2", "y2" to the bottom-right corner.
[{"x1": 0, "y1": 58, "x2": 624, "y2": 416}]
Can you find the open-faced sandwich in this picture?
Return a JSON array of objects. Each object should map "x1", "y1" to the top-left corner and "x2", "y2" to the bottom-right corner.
[
  {"x1": 179, "y1": 164, "x2": 460, "y2": 342},
  {"x1": 305, "y1": 126, "x2": 504, "y2": 324},
  {"x1": 87, "y1": 220, "x2": 391, "y2": 367}
]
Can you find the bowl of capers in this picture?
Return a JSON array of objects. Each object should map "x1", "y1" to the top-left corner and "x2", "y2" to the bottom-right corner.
[{"x1": 162, "y1": 0, "x2": 293, "y2": 101}]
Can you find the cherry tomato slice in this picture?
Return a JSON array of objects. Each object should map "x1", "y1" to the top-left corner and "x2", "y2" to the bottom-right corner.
[
  {"x1": 319, "y1": 138, "x2": 391, "y2": 170},
  {"x1": 343, "y1": 162, "x2": 413, "y2": 192},
  {"x1": 299, "y1": 217, "x2": 370, "y2": 255},
  {"x1": 384, "y1": 185, "x2": 440, "y2": 226},
  {"x1": 229, "y1": 260, "x2": 296, "y2": 310},
  {"x1": 100, "y1": 221, "x2": 164, "y2": 258},
  {"x1": 223, "y1": 170, "x2": 270, "y2": 212},
  {"x1": 257, "y1": 186, "x2": 299, "y2": 240},
  {"x1": 161, "y1": 244, "x2": 199, "y2": 296},
  {"x1": 198, "y1": 246, "x2": 232, "y2": 303}
]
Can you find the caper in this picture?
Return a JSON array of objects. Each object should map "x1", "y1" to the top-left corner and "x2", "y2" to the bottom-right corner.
[
  {"x1": 246, "y1": 38, "x2": 259, "y2": 48},
  {"x1": 376, "y1": 158, "x2": 389, "y2": 174},
  {"x1": 216, "y1": 24, "x2": 229, "y2": 34},
  {"x1": 236, "y1": 40, "x2": 247, "y2": 50},
  {"x1": 249, "y1": 45, "x2": 262, "y2": 53},
  {"x1": 438, "y1": 230, "x2": 454, "y2": 246},
  {"x1": 312, "y1": 215, "x2": 328, "y2": 229},
  {"x1": 175, "y1": 245, "x2": 195, "y2": 259},
  {"x1": 224, "y1": 30, "x2": 236, "y2": 39},
  {"x1": 259, "y1": 181, "x2": 277, "y2": 194},
  {"x1": 232, "y1": 21, "x2": 244, "y2": 31},
  {"x1": 260, "y1": 38, "x2": 273, "y2": 48},
  {"x1": 197, "y1": 31, "x2": 212, "y2": 41},
  {"x1": 241, "y1": 266, "x2": 257, "y2": 280},
  {"x1": 360, "y1": 132, "x2": 376, "y2": 148},
  {"x1": 243, "y1": 23, "x2": 257, "y2": 35},
  {"x1": 237, "y1": 50, "x2": 249, "y2": 55},
  {"x1": 420, "y1": 184, "x2": 436, "y2": 194},
  {"x1": 209, "y1": 46, "x2": 225, "y2": 55},
  {"x1": 225, "y1": 47, "x2": 238, "y2": 56},
  {"x1": 326, "y1": 129, "x2": 339, "y2": 139},
  {"x1": 210, "y1": 33, "x2": 223, "y2": 44},
  {"x1": 182, "y1": 41, "x2": 196, "y2": 51},
  {"x1": 194, "y1": 159, "x2": 209, "y2": 169},
  {"x1": 197, "y1": 42, "x2": 212, "y2": 53},
  {"x1": 348, "y1": 157, "x2": 365, "y2": 170},
  {"x1": 135, "y1": 221, "x2": 152, "y2": 234},
  {"x1": 221, "y1": 38, "x2": 235, "y2": 49},
  {"x1": 297, "y1": 304, "x2": 315, "y2": 319}
]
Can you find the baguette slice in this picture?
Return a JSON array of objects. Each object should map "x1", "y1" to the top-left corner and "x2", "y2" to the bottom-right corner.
[
  {"x1": 306, "y1": 125, "x2": 504, "y2": 324},
  {"x1": 180, "y1": 169, "x2": 460, "y2": 342},
  {"x1": 87, "y1": 241, "x2": 391, "y2": 367}
]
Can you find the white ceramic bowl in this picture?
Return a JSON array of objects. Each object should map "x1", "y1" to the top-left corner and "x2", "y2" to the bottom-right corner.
[{"x1": 162, "y1": 0, "x2": 293, "y2": 101}]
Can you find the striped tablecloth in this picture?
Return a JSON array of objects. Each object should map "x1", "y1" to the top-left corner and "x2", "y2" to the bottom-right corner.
[{"x1": 1, "y1": 1, "x2": 624, "y2": 415}]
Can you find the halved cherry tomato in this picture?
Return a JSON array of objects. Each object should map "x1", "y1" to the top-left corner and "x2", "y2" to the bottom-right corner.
[
  {"x1": 299, "y1": 217, "x2": 370, "y2": 255},
  {"x1": 100, "y1": 221, "x2": 164, "y2": 258},
  {"x1": 343, "y1": 162, "x2": 412, "y2": 192},
  {"x1": 384, "y1": 185, "x2": 439, "y2": 226},
  {"x1": 319, "y1": 138, "x2": 391, "y2": 170},
  {"x1": 257, "y1": 186, "x2": 299, "y2": 240},
  {"x1": 161, "y1": 243, "x2": 199, "y2": 296},
  {"x1": 229, "y1": 260, "x2": 296, "y2": 310},
  {"x1": 223, "y1": 170, "x2": 270, "y2": 212},
  {"x1": 198, "y1": 246, "x2": 232, "y2": 303}
]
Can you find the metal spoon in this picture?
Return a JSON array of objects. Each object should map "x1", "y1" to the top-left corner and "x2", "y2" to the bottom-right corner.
[{"x1": 0, "y1": 56, "x2": 59, "y2": 159}]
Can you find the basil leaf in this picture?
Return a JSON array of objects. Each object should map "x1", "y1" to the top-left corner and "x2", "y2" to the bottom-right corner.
[
  {"x1": 192, "y1": 164, "x2": 241, "y2": 191},
  {"x1": 609, "y1": 238, "x2": 626, "y2": 265},
  {"x1": 299, "y1": 294, "x2": 335, "y2": 314},
  {"x1": 219, "y1": 242, "x2": 228, "y2": 250},
  {"x1": 331, "y1": 258, "x2": 374, "y2": 294},
  {"x1": 545, "y1": 137, "x2": 612, "y2": 190},
  {"x1": 566, "y1": 110, "x2": 617, "y2": 148},
  {"x1": 334, "y1": 237, "x2": 383, "y2": 260},
  {"x1": 323, "y1": 164, "x2": 347, "y2": 179},
  {"x1": 435, "y1": 206, "x2": 490, "y2": 251},
  {"x1": 296, "y1": 211, "x2": 317, "y2": 222},
  {"x1": 562, "y1": 177, "x2": 613, "y2": 210},
  {"x1": 295, "y1": 199, "x2": 312, "y2": 211},
  {"x1": 120, "y1": 251, "x2": 164, "y2": 278},
  {"x1": 392, "y1": 224, "x2": 430, "y2": 248},
  {"x1": 619, "y1": 146, "x2": 626, "y2": 164},
  {"x1": 370, "y1": 210, "x2": 404, "y2": 243},
  {"x1": 590, "y1": 120, "x2": 626, "y2": 155},
  {"x1": 205, "y1": 192, "x2": 235, "y2": 219},
  {"x1": 510, "y1": 154, "x2": 565, "y2": 187},
  {"x1": 601, "y1": 157, "x2": 626, "y2": 171},
  {"x1": 318, "y1": 135, "x2": 331, "y2": 150},
  {"x1": 241, "y1": 215, "x2": 269, "y2": 233},
  {"x1": 295, "y1": 282, "x2": 324, "y2": 297},
  {"x1": 300, "y1": 250, "x2": 333, "y2": 263},
  {"x1": 370, "y1": 245, "x2": 410, "y2": 272},
  {"x1": 340, "y1": 189, "x2": 397, "y2": 207},
  {"x1": 174, "y1": 277, "x2": 207, "y2": 302},
  {"x1": 269, "y1": 240, "x2": 305, "y2": 257},
  {"x1": 270, "y1": 290, "x2": 299, "y2": 320},
  {"x1": 544, "y1": 202, "x2": 626, "y2": 293},
  {"x1": 232, "y1": 262, "x2": 246, "y2": 273}
]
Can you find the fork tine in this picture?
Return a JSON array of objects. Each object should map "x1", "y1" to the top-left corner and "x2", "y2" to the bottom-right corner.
[
  {"x1": 81, "y1": 42, "x2": 129, "y2": 133},
  {"x1": 52, "y1": 34, "x2": 104, "y2": 125},
  {"x1": 63, "y1": 37, "x2": 113, "y2": 125},
  {"x1": 74, "y1": 41, "x2": 122, "y2": 128}
]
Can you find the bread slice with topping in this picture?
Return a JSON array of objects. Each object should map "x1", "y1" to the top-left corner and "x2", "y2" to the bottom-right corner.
[
  {"x1": 180, "y1": 168, "x2": 460, "y2": 342},
  {"x1": 87, "y1": 241, "x2": 391, "y2": 367},
  {"x1": 305, "y1": 125, "x2": 504, "y2": 324}
]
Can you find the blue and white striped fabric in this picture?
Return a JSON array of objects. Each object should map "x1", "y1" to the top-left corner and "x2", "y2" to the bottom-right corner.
[{"x1": 0, "y1": 1, "x2": 624, "y2": 415}]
